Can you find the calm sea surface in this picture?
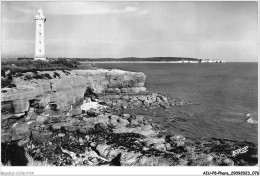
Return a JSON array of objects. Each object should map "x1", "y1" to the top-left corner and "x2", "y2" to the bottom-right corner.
[{"x1": 97, "y1": 63, "x2": 258, "y2": 144}]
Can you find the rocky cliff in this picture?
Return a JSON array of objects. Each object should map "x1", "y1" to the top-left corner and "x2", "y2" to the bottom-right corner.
[
  {"x1": 1, "y1": 69, "x2": 146, "y2": 119},
  {"x1": 1, "y1": 69, "x2": 257, "y2": 166}
]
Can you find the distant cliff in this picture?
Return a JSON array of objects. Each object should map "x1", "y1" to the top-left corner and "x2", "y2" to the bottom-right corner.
[
  {"x1": 75, "y1": 57, "x2": 225, "y2": 63},
  {"x1": 77, "y1": 57, "x2": 200, "y2": 62}
]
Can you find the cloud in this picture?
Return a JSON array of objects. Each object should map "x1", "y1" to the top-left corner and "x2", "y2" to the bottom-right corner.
[
  {"x1": 45, "y1": 3, "x2": 148, "y2": 15},
  {"x1": 2, "y1": 2, "x2": 148, "y2": 24}
]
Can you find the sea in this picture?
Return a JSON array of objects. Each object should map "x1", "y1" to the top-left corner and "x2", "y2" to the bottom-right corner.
[{"x1": 96, "y1": 62, "x2": 258, "y2": 144}]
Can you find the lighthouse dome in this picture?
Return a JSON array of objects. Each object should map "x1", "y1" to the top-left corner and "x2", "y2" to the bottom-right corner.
[{"x1": 35, "y1": 8, "x2": 45, "y2": 20}]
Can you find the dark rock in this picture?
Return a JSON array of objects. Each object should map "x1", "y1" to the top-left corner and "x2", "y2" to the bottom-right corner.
[
  {"x1": 111, "y1": 153, "x2": 121, "y2": 166},
  {"x1": 87, "y1": 110, "x2": 96, "y2": 117},
  {"x1": 1, "y1": 143, "x2": 29, "y2": 166}
]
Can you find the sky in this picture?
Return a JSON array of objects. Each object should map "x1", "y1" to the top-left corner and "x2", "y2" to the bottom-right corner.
[{"x1": 1, "y1": 1, "x2": 258, "y2": 62}]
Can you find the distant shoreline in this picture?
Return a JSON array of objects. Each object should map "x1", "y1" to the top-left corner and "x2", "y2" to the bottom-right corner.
[{"x1": 80, "y1": 61, "x2": 225, "y2": 64}]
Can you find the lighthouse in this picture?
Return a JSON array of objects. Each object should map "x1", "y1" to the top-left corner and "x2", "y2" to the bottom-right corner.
[{"x1": 34, "y1": 8, "x2": 46, "y2": 60}]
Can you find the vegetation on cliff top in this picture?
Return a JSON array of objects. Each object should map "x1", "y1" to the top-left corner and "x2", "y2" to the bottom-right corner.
[
  {"x1": 2, "y1": 58, "x2": 96, "y2": 71},
  {"x1": 1, "y1": 58, "x2": 97, "y2": 88}
]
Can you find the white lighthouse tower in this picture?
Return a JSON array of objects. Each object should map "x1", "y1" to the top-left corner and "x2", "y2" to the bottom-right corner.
[{"x1": 34, "y1": 8, "x2": 46, "y2": 60}]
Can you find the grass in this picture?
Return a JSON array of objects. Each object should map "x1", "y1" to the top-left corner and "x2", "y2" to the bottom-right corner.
[{"x1": 1, "y1": 58, "x2": 97, "y2": 88}]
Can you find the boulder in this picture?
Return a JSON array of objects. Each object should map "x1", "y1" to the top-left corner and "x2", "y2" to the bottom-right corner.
[
  {"x1": 106, "y1": 88, "x2": 114, "y2": 93},
  {"x1": 165, "y1": 143, "x2": 173, "y2": 151},
  {"x1": 151, "y1": 94, "x2": 157, "y2": 102},
  {"x1": 117, "y1": 118, "x2": 130, "y2": 127},
  {"x1": 161, "y1": 96, "x2": 168, "y2": 102},
  {"x1": 133, "y1": 101, "x2": 142, "y2": 107},
  {"x1": 120, "y1": 152, "x2": 141, "y2": 166},
  {"x1": 36, "y1": 115, "x2": 49, "y2": 124},
  {"x1": 113, "y1": 124, "x2": 157, "y2": 137},
  {"x1": 144, "y1": 137, "x2": 166, "y2": 146},
  {"x1": 69, "y1": 107, "x2": 82, "y2": 116},
  {"x1": 129, "y1": 119, "x2": 140, "y2": 127},
  {"x1": 96, "y1": 144, "x2": 111, "y2": 158},
  {"x1": 138, "y1": 96, "x2": 147, "y2": 101},
  {"x1": 122, "y1": 114, "x2": 131, "y2": 119},
  {"x1": 135, "y1": 115, "x2": 144, "y2": 123},
  {"x1": 110, "y1": 119, "x2": 119, "y2": 127},
  {"x1": 95, "y1": 114, "x2": 110, "y2": 125},
  {"x1": 110, "y1": 115, "x2": 119, "y2": 121},
  {"x1": 128, "y1": 87, "x2": 146, "y2": 93},
  {"x1": 153, "y1": 143, "x2": 166, "y2": 151},
  {"x1": 136, "y1": 156, "x2": 170, "y2": 166},
  {"x1": 12, "y1": 100, "x2": 29, "y2": 114},
  {"x1": 1, "y1": 132, "x2": 12, "y2": 143},
  {"x1": 50, "y1": 123, "x2": 62, "y2": 131},
  {"x1": 218, "y1": 158, "x2": 234, "y2": 166},
  {"x1": 106, "y1": 70, "x2": 146, "y2": 88},
  {"x1": 121, "y1": 88, "x2": 128, "y2": 93},
  {"x1": 247, "y1": 117, "x2": 258, "y2": 124},
  {"x1": 168, "y1": 135, "x2": 186, "y2": 147},
  {"x1": 27, "y1": 108, "x2": 37, "y2": 118},
  {"x1": 114, "y1": 88, "x2": 121, "y2": 94},
  {"x1": 87, "y1": 110, "x2": 96, "y2": 117},
  {"x1": 11, "y1": 123, "x2": 30, "y2": 140},
  {"x1": 121, "y1": 95, "x2": 129, "y2": 101},
  {"x1": 38, "y1": 95, "x2": 51, "y2": 108},
  {"x1": 1, "y1": 102, "x2": 14, "y2": 114},
  {"x1": 143, "y1": 100, "x2": 152, "y2": 107}
]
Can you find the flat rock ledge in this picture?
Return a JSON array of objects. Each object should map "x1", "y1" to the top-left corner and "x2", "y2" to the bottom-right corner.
[{"x1": 1, "y1": 93, "x2": 257, "y2": 166}]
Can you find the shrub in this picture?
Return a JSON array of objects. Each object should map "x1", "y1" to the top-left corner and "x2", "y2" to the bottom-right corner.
[
  {"x1": 14, "y1": 73, "x2": 24, "y2": 77},
  {"x1": 53, "y1": 72, "x2": 60, "y2": 78},
  {"x1": 43, "y1": 73, "x2": 52, "y2": 79},
  {"x1": 7, "y1": 84, "x2": 16, "y2": 88},
  {"x1": 49, "y1": 58, "x2": 79, "y2": 68},
  {"x1": 24, "y1": 75, "x2": 32, "y2": 80}
]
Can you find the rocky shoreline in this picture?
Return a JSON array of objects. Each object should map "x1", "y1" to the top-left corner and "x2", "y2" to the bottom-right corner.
[{"x1": 1, "y1": 69, "x2": 258, "y2": 166}]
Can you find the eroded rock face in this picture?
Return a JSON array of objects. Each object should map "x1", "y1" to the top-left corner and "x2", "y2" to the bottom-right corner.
[{"x1": 1, "y1": 69, "x2": 146, "y2": 120}]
